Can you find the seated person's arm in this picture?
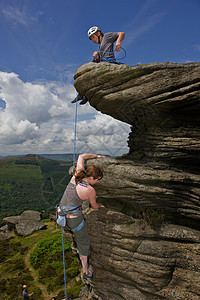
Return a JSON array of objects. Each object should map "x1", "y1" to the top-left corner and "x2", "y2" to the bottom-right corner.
[{"x1": 115, "y1": 32, "x2": 125, "y2": 51}]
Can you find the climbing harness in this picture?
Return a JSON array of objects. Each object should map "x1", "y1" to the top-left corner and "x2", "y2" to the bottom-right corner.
[
  {"x1": 93, "y1": 48, "x2": 126, "y2": 64},
  {"x1": 56, "y1": 204, "x2": 85, "y2": 232},
  {"x1": 100, "y1": 47, "x2": 126, "y2": 61},
  {"x1": 56, "y1": 180, "x2": 89, "y2": 230}
]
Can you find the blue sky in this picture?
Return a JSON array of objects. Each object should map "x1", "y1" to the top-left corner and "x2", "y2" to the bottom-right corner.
[{"x1": 0, "y1": 0, "x2": 199, "y2": 156}]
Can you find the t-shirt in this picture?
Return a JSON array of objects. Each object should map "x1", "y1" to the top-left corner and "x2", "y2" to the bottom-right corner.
[
  {"x1": 22, "y1": 290, "x2": 29, "y2": 300},
  {"x1": 99, "y1": 32, "x2": 118, "y2": 59},
  {"x1": 60, "y1": 182, "x2": 84, "y2": 217}
]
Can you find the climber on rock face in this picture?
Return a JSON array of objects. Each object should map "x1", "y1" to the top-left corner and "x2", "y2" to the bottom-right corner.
[
  {"x1": 71, "y1": 26, "x2": 125, "y2": 105},
  {"x1": 58, "y1": 153, "x2": 105, "y2": 280}
]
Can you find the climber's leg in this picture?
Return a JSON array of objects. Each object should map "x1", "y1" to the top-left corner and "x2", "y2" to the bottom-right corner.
[
  {"x1": 80, "y1": 255, "x2": 88, "y2": 274},
  {"x1": 71, "y1": 93, "x2": 88, "y2": 105},
  {"x1": 71, "y1": 93, "x2": 83, "y2": 103}
]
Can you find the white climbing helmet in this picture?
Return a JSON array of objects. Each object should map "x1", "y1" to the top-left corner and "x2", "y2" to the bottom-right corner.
[{"x1": 88, "y1": 26, "x2": 102, "y2": 39}]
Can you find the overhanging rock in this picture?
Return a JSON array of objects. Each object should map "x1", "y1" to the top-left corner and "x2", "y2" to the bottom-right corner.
[{"x1": 74, "y1": 61, "x2": 200, "y2": 300}]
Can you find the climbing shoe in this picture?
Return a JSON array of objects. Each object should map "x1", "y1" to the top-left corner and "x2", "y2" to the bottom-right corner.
[
  {"x1": 83, "y1": 269, "x2": 93, "y2": 280},
  {"x1": 71, "y1": 93, "x2": 83, "y2": 103},
  {"x1": 79, "y1": 96, "x2": 88, "y2": 105}
]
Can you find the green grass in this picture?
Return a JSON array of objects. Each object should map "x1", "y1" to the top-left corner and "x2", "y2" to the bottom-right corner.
[
  {"x1": 0, "y1": 221, "x2": 83, "y2": 300},
  {"x1": 0, "y1": 155, "x2": 84, "y2": 298},
  {"x1": 0, "y1": 155, "x2": 71, "y2": 225}
]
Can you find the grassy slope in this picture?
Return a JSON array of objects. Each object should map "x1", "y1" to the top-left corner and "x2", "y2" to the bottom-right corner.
[
  {"x1": 0, "y1": 221, "x2": 83, "y2": 300},
  {"x1": 0, "y1": 154, "x2": 72, "y2": 225}
]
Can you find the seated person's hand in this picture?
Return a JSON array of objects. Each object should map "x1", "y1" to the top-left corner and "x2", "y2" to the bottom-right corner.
[
  {"x1": 93, "y1": 51, "x2": 99, "y2": 59},
  {"x1": 115, "y1": 42, "x2": 122, "y2": 52}
]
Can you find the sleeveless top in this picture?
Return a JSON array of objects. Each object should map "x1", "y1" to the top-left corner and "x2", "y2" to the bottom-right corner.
[{"x1": 60, "y1": 181, "x2": 87, "y2": 217}]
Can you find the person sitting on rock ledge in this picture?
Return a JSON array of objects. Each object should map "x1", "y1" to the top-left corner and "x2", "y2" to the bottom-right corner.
[
  {"x1": 88, "y1": 26, "x2": 125, "y2": 63},
  {"x1": 71, "y1": 26, "x2": 125, "y2": 105},
  {"x1": 58, "y1": 153, "x2": 105, "y2": 280}
]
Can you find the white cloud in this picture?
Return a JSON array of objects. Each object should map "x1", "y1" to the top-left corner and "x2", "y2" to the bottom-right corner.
[
  {"x1": 1, "y1": 5, "x2": 42, "y2": 26},
  {"x1": 123, "y1": 0, "x2": 166, "y2": 48},
  {"x1": 193, "y1": 44, "x2": 200, "y2": 52},
  {"x1": 2, "y1": 6, "x2": 27, "y2": 25},
  {"x1": 0, "y1": 71, "x2": 130, "y2": 157},
  {"x1": 74, "y1": 113, "x2": 130, "y2": 156},
  {"x1": 0, "y1": 71, "x2": 75, "y2": 148}
]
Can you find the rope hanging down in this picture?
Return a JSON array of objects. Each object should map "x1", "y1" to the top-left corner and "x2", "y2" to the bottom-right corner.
[
  {"x1": 61, "y1": 48, "x2": 126, "y2": 300},
  {"x1": 60, "y1": 95, "x2": 78, "y2": 300},
  {"x1": 61, "y1": 226, "x2": 68, "y2": 300},
  {"x1": 60, "y1": 46, "x2": 126, "y2": 296},
  {"x1": 60, "y1": 45, "x2": 126, "y2": 296},
  {"x1": 72, "y1": 95, "x2": 78, "y2": 174}
]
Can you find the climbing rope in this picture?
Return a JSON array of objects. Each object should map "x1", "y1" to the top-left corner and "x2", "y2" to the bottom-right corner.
[
  {"x1": 72, "y1": 95, "x2": 78, "y2": 174},
  {"x1": 93, "y1": 47, "x2": 126, "y2": 64},
  {"x1": 60, "y1": 47, "x2": 126, "y2": 297},
  {"x1": 60, "y1": 94, "x2": 78, "y2": 300},
  {"x1": 61, "y1": 226, "x2": 68, "y2": 300},
  {"x1": 59, "y1": 45, "x2": 126, "y2": 296},
  {"x1": 99, "y1": 47, "x2": 126, "y2": 60}
]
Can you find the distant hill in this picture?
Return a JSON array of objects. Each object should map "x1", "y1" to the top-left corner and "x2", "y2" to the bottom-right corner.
[
  {"x1": 0, "y1": 154, "x2": 71, "y2": 226},
  {"x1": 39, "y1": 153, "x2": 78, "y2": 162},
  {"x1": 0, "y1": 153, "x2": 78, "y2": 162}
]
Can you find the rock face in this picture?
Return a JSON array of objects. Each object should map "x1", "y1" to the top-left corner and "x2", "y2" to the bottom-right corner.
[
  {"x1": 74, "y1": 62, "x2": 200, "y2": 172},
  {"x1": 74, "y1": 62, "x2": 200, "y2": 299},
  {"x1": 3, "y1": 210, "x2": 45, "y2": 236},
  {"x1": 0, "y1": 231, "x2": 12, "y2": 240},
  {"x1": 84, "y1": 209, "x2": 200, "y2": 300}
]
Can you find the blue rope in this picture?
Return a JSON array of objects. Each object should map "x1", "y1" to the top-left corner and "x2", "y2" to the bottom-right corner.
[
  {"x1": 98, "y1": 47, "x2": 126, "y2": 61},
  {"x1": 61, "y1": 226, "x2": 68, "y2": 300},
  {"x1": 72, "y1": 95, "x2": 78, "y2": 174},
  {"x1": 92, "y1": 48, "x2": 126, "y2": 64},
  {"x1": 60, "y1": 95, "x2": 78, "y2": 300},
  {"x1": 100, "y1": 57, "x2": 124, "y2": 64}
]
